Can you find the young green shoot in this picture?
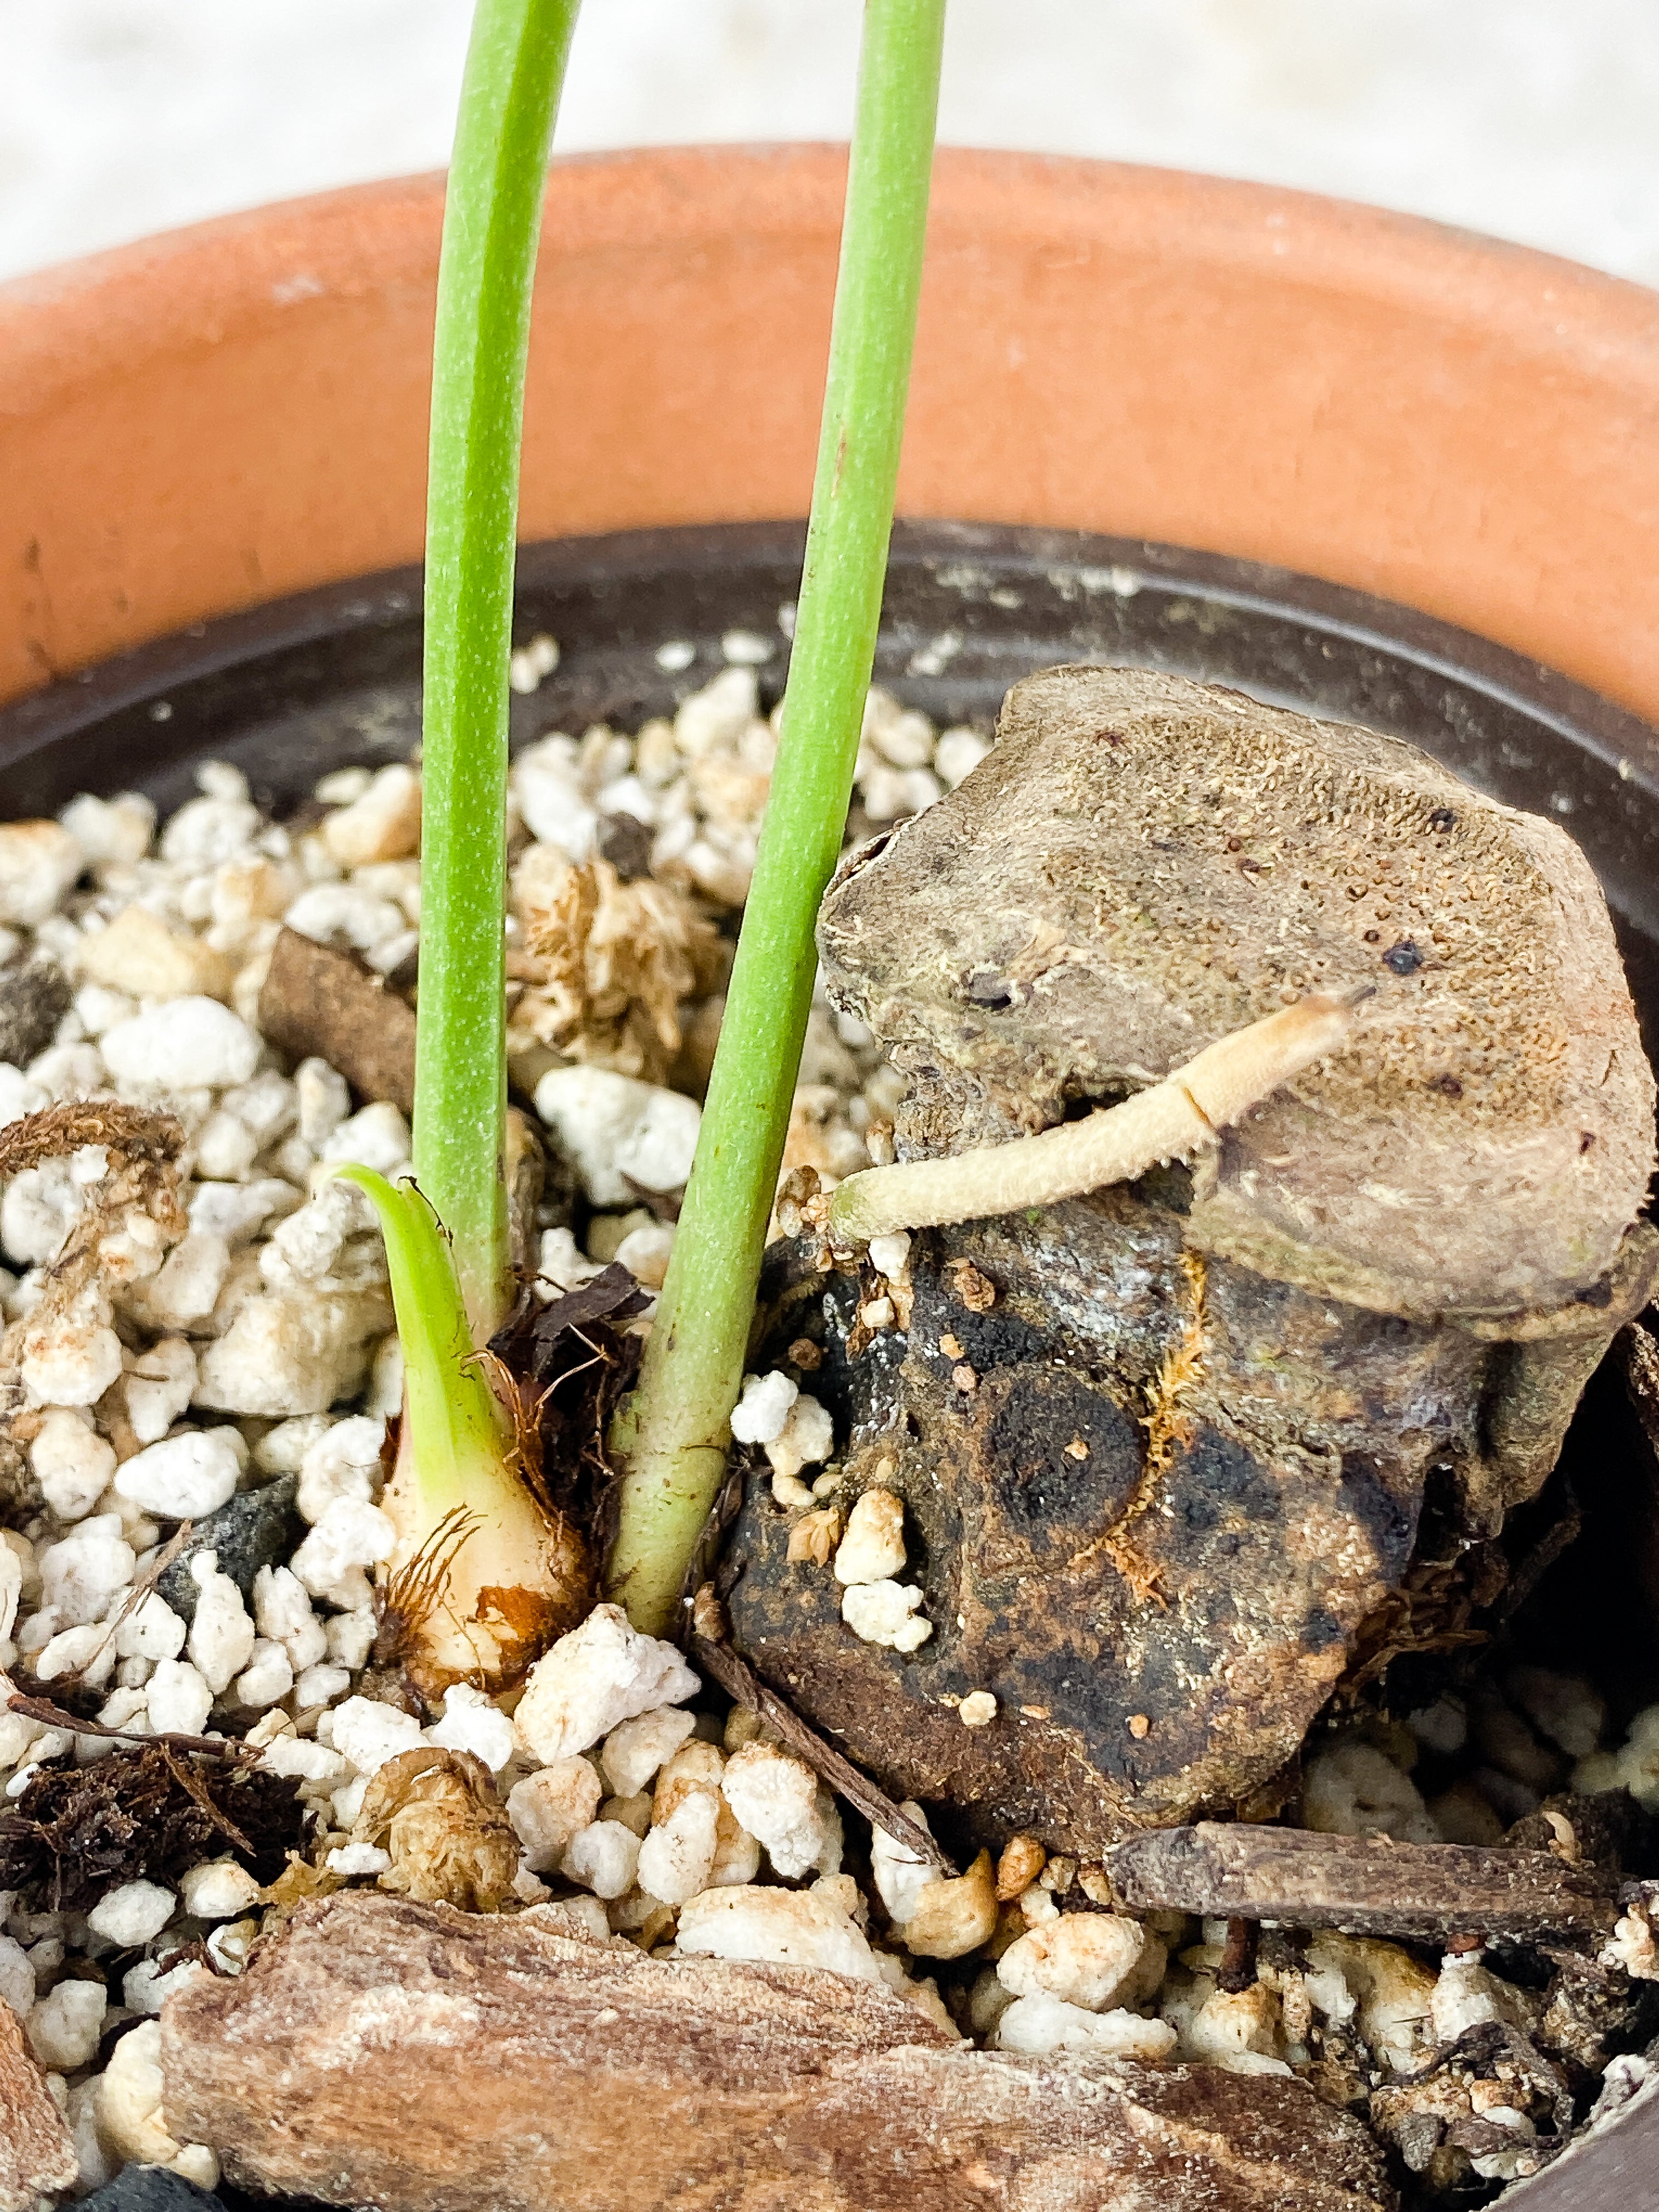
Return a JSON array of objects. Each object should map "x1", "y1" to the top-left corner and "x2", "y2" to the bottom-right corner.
[
  {"x1": 359, "y1": 0, "x2": 586, "y2": 1699},
  {"x1": 606, "y1": 0, "x2": 949, "y2": 1636},
  {"x1": 334, "y1": 1170, "x2": 587, "y2": 1701},
  {"x1": 417, "y1": 0, "x2": 582, "y2": 1344}
]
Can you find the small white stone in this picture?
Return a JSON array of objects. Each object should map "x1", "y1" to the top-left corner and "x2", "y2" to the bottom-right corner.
[
  {"x1": 426, "y1": 1683, "x2": 516, "y2": 1773},
  {"x1": 841, "y1": 1578, "x2": 932, "y2": 1651},
  {"x1": 636, "y1": 1792, "x2": 721, "y2": 1906},
  {"x1": 295, "y1": 1662, "x2": 352, "y2": 1709},
  {"x1": 319, "y1": 1100, "x2": 412, "y2": 1174},
  {"x1": 296, "y1": 1057, "x2": 351, "y2": 1147},
  {"x1": 676, "y1": 1884, "x2": 883, "y2": 1985},
  {"x1": 330, "y1": 1694, "x2": 424, "y2": 1776},
  {"x1": 29, "y1": 1407, "x2": 116, "y2": 1521},
  {"x1": 179, "y1": 1858, "x2": 262, "y2": 1921},
  {"x1": 867, "y1": 1231, "x2": 912, "y2": 1283},
  {"x1": 26, "y1": 1977, "x2": 108, "y2": 2069},
  {"x1": 39, "y1": 1514, "x2": 136, "y2": 1626},
  {"x1": 561, "y1": 1819, "x2": 642, "y2": 1900},
  {"x1": 959, "y1": 1690, "x2": 998, "y2": 1728},
  {"x1": 124, "y1": 1337, "x2": 198, "y2": 1447},
  {"x1": 113, "y1": 1592, "x2": 188, "y2": 1663},
  {"x1": 326, "y1": 1842, "x2": 393, "y2": 1878},
  {"x1": 290, "y1": 1496, "x2": 397, "y2": 1605},
  {"x1": 114, "y1": 1428, "x2": 242, "y2": 1520},
  {"x1": 507, "y1": 1758, "x2": 605, "y2": 1873},
  {"x1": 533, "y1": 1066, "x2": 701, "y2": 1206},
  {"x1": 720, "y1": 1741, "x2": 828, "y2": 1878},
  {"x1": 234, "y1": 1639, "x2": 295, "y2": 1708},
  {"x1": 833, "y1": 1488, "x2": 907, "y2": 1586},
  {"x1": 612, "y1": 1219, "x2": 674, "y2": 1290},
  {"x1": 0, "y1": 821, "x2": 82, "y2": 926},
  {"x1": 997, "y1": 1914, "x2": 1151, "y2": 2012},
  {"x1": 765, "y1": 1392, "x2": 835, "y2": 1483},
  {"x1": 295, "y1": 1414, "x2": 385, "y2": 1523},
  {"x1": 145, "y1": 1657, "x2": 213, "y2": 1737},
  {"x1": 514, "y1": 1603, "x2": 699, "y2": 1763},
  {"x1": 101, "y1": 996, "x2": 261, "y2": 1091},
  {"x1": 600, "y1": 1706, "x2": 696, "y2": 1799},
  {"x1": 729, "y1": 1369, "x2": 798, "y2": 1447},
  {"x1": 187, "y1": 1551, "x2": 256, "y2": 1696},
  {"x1": 87, "y1": 1879, "x2": 176, "y2": 1947},
  {"x1": 251, "y1": 1564, "x2": 329, "y2": 1671}
]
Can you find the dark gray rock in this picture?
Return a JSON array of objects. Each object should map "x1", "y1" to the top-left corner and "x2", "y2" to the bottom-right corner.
[
  {"x1": 0, "y1": 956, "x2": 70, "y2": 1068},
  {"x1": 158, "y1": 1475, "x2": 300, "y2": 1626},
  {"x1": 76, "y1": 2170, "x2": 223, "y2": 2212}
]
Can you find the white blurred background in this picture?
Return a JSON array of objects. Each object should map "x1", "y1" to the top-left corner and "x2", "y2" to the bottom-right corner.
[{"x1": 1, "y1": 0, "x2": 1655, "y2": 287}]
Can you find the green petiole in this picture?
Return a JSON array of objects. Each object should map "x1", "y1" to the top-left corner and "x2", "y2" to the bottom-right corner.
[
  {"x1": 416, "y1": 0, "x2": 582, "y2": 1343},
  {"x1": 606, "y1": 0, "x2": 949, "y2": 1635}
]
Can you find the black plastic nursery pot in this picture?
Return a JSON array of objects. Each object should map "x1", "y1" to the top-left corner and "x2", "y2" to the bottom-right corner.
[{"x1": 3, "y1": 517, "x2": 1659, "y2": 2208}]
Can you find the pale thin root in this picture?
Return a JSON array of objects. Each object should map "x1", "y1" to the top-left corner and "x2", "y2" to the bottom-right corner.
[{"x1": 828, "y1": 990, "x2": 1362, "y2": 1243}]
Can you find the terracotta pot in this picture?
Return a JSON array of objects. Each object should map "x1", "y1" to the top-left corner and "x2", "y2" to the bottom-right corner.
[
  {"x1": 3, "y1": 149, "x2": 1658, "y2": 2208},
  {"x1": 3, "y1": 145, "x2": 1659, "y2": 727}
]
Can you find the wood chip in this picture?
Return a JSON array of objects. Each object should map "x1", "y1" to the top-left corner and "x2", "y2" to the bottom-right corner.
[
  {"x1": 258, "y1": 924, "x2": 415, "y2": 1114},
  {"x1": 1105, "y1": 1821, "x2": 1620, "y2": 1942},
  {"x1": 0, "y1": 1998, "x2": 77, "y2": 2212},
  {"x1": 162, "y1": 1892, "x2": 1395, "y2": 2212}
]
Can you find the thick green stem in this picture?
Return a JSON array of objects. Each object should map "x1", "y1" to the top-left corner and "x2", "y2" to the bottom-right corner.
[
  {"x1": 416, "y1": 0, "x2": 580, "y2": 1341},
  {"x1": 607, "y1": 0, "x2": 947, "y2": 1635}
]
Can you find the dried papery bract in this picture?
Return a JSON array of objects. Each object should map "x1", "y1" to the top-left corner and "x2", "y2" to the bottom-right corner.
[
  {"x1": 334, "y1": 1169, "x2": 589, "y2": 1707},
  {"x1": 828, "y1": 991, "x2": 1362, "y2": 1242}
]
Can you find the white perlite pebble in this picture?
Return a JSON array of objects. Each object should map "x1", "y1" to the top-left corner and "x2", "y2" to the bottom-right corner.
[
  {"x1": 870, "y1": 1803, "x2": 941, "y2": 1931},
  {"x1": 35, "y1": 1622, "x2": 117, "y2": 1686},
  {"x1": 324, "y1": 1608, "x2": 376, "y2": 1671},
  {"x1": 720, "y1": 1742, "x2": 829, "y2": 1879},
  {"x1": 997, "y1": 1914, "x2": 1150, "y2": 2013},
  {"x1": 0, "y1": 1931, "x2": 35, "y2": 2016},
  {"x1": 134, "y1": 1232, "x2": 230, "y2": 1328},
  {"x1": 426, "y1": 1683, "x2": 516, "y2": 1773},
  {"x1": 0, "y1": 1063, "x2": 50, "y2": 1137},
  {"x1": 60, "y1": 789, "x2": 155, "y2": 867},
  {"x1": 39, "y1": 1514, "x2": 135, "y2": 1625},
  {"x1": 507, "y1": 1758, "x2": 605, "y2": 1873},
  {"x1": 289, "y1": 1497, "x2": 397, "y2": 1605},
  {"x1": 0, "y1": 820, "x2": 82, "y2": 926},
  {"x1": 195, "y1": 1285, "x2": 388, "y2": 1417},
  {"x1": 123, "y1": 1954, "x2": 211, "y2": 2019},
  {"x1": 114, "y1": 1428, "x2": 242, "y2": 1521},
  {"x1": 320, "y1": 1099, "x2": 413, "y2": 1174},
  {"x1": 187, "y1": 1551, "x2": 256, "y2": 1696},
  {"x1": 125, "y1": 1337, "x2": 198, "y2": 1446},
  {"x1": 636, "y1": 1791, "x2": 721, "y2": 1905},
  {"x1": 296, "y1": 1661, "x2": 353, "y2": 1709},
  {"x1": 934, "y1": 727, "x2": 992, "y2": 790},
  {"x1": 255, "y1": 1732, "x2": 350, "y2": 1788},
  {"x1": 30, "y1": 1407, "x2": 117, "y2": 1521},
  {"x1": 842, "y1": 1579, "x2": 932, "y2": 1652},
  {"x1": 252, "y1": 1565, "x2": 329, "y2": 1672},
  {"x1": 995, "y1": 1993, "x2": 1177, "y2": 2064},
  {"x1": 677, "y1": 1884, "x2": 883, "y2": 1985},
  {"x1": 729, "y1": 1370, "x2": 798, "y2": 1447},
  {"x1": 321, "y1": 763, "x2": 421, "y2": 867},
  {"x1": 1302, "y1": 1738, "x2": 1439, "y2": 1846},
  {"x1": 295, "y1": 1414, "x2": 385, "y2": 1523},
  {"x1": 600, "y1": 1706, "x2": 696, "y2": 1799},
  {"x1": 20, "y1": 1297, "x2": 124, "y2": 1408},
  {"x1": 100, "y1": 996, "x2": 261, "y2": 1091},
  {"x1": 0, "y1": 1545, "x2": 21, "y2": 1647},
  {"x1": 867, "y1": 1231, "x2": 912, "y2": 1282},
  {"x1": 764, "y1": 1394, "x2": 835, "y2": 1484},
  {"x1": 87, "y1": 1879, "x2": 176, "y2": 1947},
  {"x1": 533, "y1": 1066, "x2": 701, "y2": 1206},
  {"x1": 114, "y1": 1591, "x2": 188, "y2": 1663},
  {"x1": 179, "y1": 1859, "x2": 262, "y2": 1921},
  {"x1": 97, "y1": 2018, "x2": 183, "y2": 2162},
  {"x1": 561, "y1": 1819, "x2": 642, "y2": 1900},
  {"x1": 959, "y1": 1691, "x2": 998, "y2": 1728},
  {"x1": 330, "y1": 1694, "x2": 424, "y2": 1777},
  {"x1": 833, "y1": 1488, "x2": 907, "y2": 1586},
  {"x1": 326, "y1": 1843, "x2": 394, "y2": 1878},
  {"x1": 514, "y1": 1602, "x2": 699, "y2": 1763},
  {"x1": 146, "y1": 1658, "x2": 213, "y2": 1737},
  {"x1": 26, "y1": 1977, "x2": 108, "y2": 2070},
  {"x1": 235, "y1": 1639, "x2": 295, "y2": 1708}
]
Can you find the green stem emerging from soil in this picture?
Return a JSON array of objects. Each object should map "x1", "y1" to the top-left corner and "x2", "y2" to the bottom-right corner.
[
  {"x1": 606, "y1": 0, "x2": 948, "y2": 1635},
  {"x1": 415, "y1": 0, "x2": 581, "y2": 1342}
]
